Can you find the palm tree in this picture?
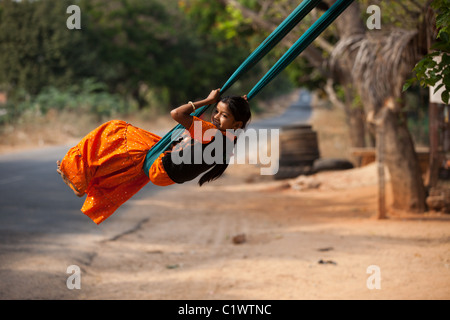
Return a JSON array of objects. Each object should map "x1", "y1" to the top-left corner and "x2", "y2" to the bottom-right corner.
[
  {"x1": 217, "y1": 0, "x2": 433, "y2": 213},
  {"x1": 329, "y1": 2, "x2": 433, "y2": 213}
]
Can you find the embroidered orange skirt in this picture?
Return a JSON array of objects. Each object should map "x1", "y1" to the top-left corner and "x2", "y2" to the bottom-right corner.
[{"x1": 59, "y1": 120, "x2": 175, "y2": 224}]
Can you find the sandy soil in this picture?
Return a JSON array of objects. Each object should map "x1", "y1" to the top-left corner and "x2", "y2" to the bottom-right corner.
[
  {"x1": 2, "y1": 160, "x2": 449, "y2": 300},
  {"x1": 65, "y1": 162, "x2": 448, "y2": 300}
]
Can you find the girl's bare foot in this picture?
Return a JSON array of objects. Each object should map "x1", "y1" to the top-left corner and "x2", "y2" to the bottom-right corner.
[{"x1": 56, "y1": 160, "x2": 85, "y2": 197}]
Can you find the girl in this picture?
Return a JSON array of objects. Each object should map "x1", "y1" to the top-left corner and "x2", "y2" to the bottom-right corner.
[{"x1": 57, "y1": 89, "x2": 251, "y2": 224}]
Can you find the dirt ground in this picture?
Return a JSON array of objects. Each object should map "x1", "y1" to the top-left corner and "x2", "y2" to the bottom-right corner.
[
  {"x1": 3, "y1": 160, "x2": 449, "y2": 300},
  {"x1": 66, "y1": 162, "x2": 448, "y2": 300},
  {"x1": 1, "y1": 91, "x2": 449, "y2": 300}
]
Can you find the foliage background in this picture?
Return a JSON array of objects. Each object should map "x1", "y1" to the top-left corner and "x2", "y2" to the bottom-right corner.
[
  {"x1": 0, "y1": 0, "x2": 300, "y2": 124},
  {"x1": 0, "y1": 0, "x2": 442, "y2": 150}
]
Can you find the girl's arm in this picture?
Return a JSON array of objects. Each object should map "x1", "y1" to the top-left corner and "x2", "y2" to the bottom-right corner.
[{"x1": 171, "y1": 89, "x2": 221, "y2": 129}]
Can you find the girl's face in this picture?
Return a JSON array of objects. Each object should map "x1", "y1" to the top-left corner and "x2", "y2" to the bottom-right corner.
[{"x1": 211, "y1": 102, "x2": 243, "y2": 131}]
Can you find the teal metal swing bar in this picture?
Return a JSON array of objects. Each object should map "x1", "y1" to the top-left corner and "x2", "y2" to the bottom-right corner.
[{"x1": 143, "y1": 0, "x2": 354, "y2": 176}]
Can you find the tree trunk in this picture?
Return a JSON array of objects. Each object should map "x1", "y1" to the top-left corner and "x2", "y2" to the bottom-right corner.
[
  {"x1": 327, "y1": 0, "x2": 366, "y2": 38},
  {"x1": 131, "y1": 87, "x2": 147, "y2": 110},
  {"x1": 343, "y1": 85, "x2": 366, "y2": 148},
  {"x1": 379, "y1": 100, "x2": 427, "y2": 212},
  {"x1": 427, "y1": 102, "x2": 441, "y2": 188},
  {"x1": 346, "y1": 105, "x2": 367, "y2": 148},
  {"x1": 327, "y1": 1, "x2": 368, "y2": 149}
]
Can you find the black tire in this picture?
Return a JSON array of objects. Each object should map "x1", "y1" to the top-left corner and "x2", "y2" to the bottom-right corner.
[
  {"x1": 313, "y1": 158, "x2": 354, "y2": 172},
  {"x1": 274, "y1": 165, "x2": 312, "y2": 180}
]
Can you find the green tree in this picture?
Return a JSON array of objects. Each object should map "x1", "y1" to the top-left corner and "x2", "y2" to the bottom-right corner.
[
  {"x1": 0, "y1": 0, "x2": 97, "y2": 96},
  {"x1": 403, "y1": 0, "x2": 450, "y2": 104},
  {"x1": 81, "y1": 0, "x2": 250, "y2": 109},
  {"x1": 182, "y1": 0, "x2": 324, "y2": 105},
  {"x1": 0, "y1": 0, "x2": 253, "y2": 112}
]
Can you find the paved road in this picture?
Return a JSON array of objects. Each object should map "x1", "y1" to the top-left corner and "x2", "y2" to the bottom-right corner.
[
  {"x1": 0, "y1": 143, "x2": 171, "y2": 299},
  {"x1": 249, "y1": 88, "x2": 312, "y2": 130},
  {"x1": 0, "y1": 89, "x2": 312, "y2": 232},
  {"x1": 0, "y1": 144, "x2": 165, "y2": 236},
  {"x1": 0, "y1": 88, "x2": 312, "y2": 235},
  {"x1": 0, "y1": 89, "x2": 312, "y2": 298}
]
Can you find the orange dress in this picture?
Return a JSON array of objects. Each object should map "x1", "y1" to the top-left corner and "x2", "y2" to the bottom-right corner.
[{"x1": 59, "y1": 117, "x2": 223, "y2": 225}]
